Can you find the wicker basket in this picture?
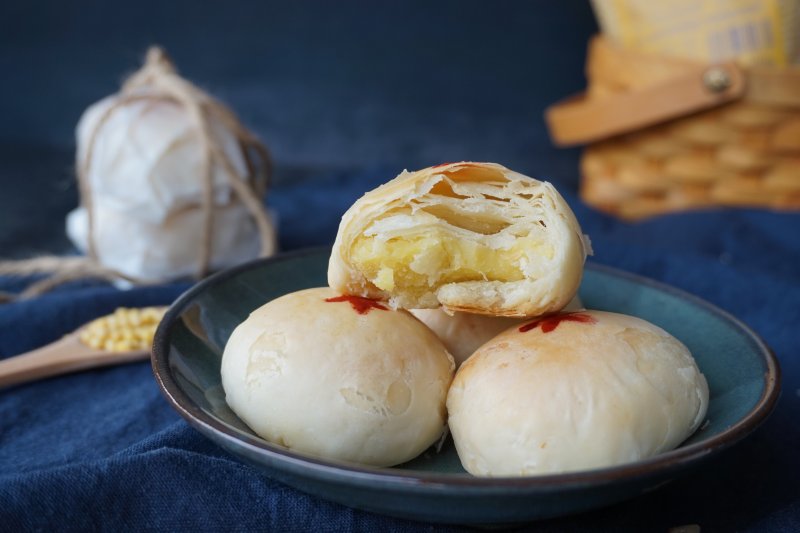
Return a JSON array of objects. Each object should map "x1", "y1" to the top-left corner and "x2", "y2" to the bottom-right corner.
[{"x1": 546, "y1": 37, "x2": 800, "y2": 220}]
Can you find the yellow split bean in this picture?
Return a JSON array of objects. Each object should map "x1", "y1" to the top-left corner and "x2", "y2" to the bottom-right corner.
[{"x1": 79, "y1": 307, "x2": 166, "y2": 352}]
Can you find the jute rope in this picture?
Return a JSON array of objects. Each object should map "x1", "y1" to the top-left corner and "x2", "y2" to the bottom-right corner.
[
  {"x1": 0, "y1": 257, "x2": 145, "y2": 303},
  {"x1": 0, "y1": 47, "x2": 274, "y2": 302}
]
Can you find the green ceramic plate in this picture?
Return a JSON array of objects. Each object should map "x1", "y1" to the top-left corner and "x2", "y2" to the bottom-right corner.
[{"x1": 152, "y1": 248, "x2": 780, "y2": 525}]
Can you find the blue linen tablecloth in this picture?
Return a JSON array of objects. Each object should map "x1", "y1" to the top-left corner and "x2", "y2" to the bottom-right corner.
[{"x1": 1, "y1": 168, "x2": 799, "y2": 532}]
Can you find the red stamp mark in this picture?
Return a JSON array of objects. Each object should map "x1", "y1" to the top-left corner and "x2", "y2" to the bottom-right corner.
[
  {"x1": 325, "y1": 295, "x2": 388, "y2": 315},
  {"x1": 519, "y1": 312, "x2": 596, "y2": 333}
]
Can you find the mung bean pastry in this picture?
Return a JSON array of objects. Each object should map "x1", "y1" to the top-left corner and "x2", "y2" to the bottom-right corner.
[
  {"x1": 329, "y1": 162, "x2": 590, "y2": 317},
  {"x1": 447, "y1": 310, "x2": 709, "y2": 476},
  {"x1": 222, "y1": 287, "x2": 455, "y2": 467}
]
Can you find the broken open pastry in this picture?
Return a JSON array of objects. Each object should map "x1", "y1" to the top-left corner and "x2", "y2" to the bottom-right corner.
[{"x1": 329, "y1": 162, "x2": 590, "y2": 317}]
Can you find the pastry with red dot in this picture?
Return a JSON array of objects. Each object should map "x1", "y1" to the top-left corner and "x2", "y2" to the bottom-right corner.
[
  {"x1": 221, "y1": 287, "x2": 455, "y2": 467},
  {"x1": 447, "y1": 310, "x2": 709, "y2": 476}
]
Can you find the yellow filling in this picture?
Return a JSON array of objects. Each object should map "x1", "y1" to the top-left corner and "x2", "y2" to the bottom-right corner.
[
  {"x1": 79, "y1": 307, "x2": 166, "y2": 352},
  {"x1": 350, "y1": 230, "x2": 552, "y2": 295}
]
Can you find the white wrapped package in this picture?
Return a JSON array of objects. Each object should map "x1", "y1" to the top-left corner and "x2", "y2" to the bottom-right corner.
[{"x1": 66, "y1": 47, "x2": 275, "y2": 282}]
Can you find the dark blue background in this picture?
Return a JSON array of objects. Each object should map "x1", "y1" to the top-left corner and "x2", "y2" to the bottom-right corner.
[{"x1": 1, "y1": 1, "x2": 799, "y2": 531}]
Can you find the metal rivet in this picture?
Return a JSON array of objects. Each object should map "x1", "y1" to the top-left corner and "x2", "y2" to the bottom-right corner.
[{"x1": 703, "y1": 67, "x2": 731, "y2": 93}]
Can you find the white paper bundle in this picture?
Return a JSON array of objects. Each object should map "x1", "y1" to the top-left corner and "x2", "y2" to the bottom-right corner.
[{"x1": 67, "y1": 47, "x2": 275, "y2": 283}]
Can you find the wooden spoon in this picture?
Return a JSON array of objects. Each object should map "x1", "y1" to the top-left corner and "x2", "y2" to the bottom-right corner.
[{"x1": 0, "y1": 307, "x2": 167, "y2": 388}]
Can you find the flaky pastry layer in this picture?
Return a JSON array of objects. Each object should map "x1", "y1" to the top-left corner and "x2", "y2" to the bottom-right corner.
[{"x1": 328, "y1": 162, "x2": 590, "y2": 316}]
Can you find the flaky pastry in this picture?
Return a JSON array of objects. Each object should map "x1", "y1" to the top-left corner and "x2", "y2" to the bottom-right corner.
[
  {"x1": 329, "y1": 162, "x2": 590, "y2": 317},
  {"x1": 222, "y1": 287, "x2": 454, "y2": 467},
  {"x1": 447, "y1": 310, "x2": 709, "y2": 476}
]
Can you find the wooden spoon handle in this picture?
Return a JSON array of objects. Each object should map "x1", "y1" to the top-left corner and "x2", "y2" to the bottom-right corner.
[{"x1": 0, "y1": 334, "x2": 149, "y2": 388}]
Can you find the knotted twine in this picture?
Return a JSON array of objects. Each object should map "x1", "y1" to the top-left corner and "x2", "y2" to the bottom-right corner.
[{"x1": 0, "y1": 47, "x2": 274, "y2": 303}]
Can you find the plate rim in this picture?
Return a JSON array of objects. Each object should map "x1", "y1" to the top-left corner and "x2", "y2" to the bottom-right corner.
[{"x1": 152, "y1": 246, "x2": 781, "y2": 491}]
